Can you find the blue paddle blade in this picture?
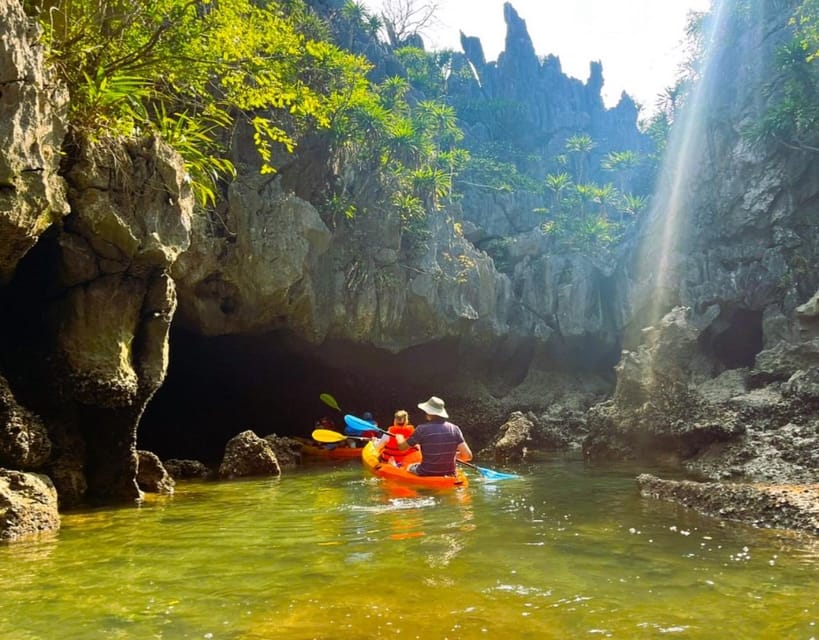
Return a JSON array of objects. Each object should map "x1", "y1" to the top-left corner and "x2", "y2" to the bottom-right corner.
[
  {"x1": 344, "y1": 414, "x2": 383, "y2": 435},
  {"x1": 457, "y1": 459, "x2": 520, "y2": 481},
  {"x1": 475, "y1": 466, "x2": 519, "y2": 481}
]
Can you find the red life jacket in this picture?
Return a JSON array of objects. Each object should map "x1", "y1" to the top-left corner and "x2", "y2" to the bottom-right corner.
[{"x1": 380, "y1": 424, "x2": 416, "y2": 459}]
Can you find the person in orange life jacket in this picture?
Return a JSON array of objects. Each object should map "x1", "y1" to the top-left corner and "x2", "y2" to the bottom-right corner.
[
  {"x1": 373, "y1": 410, "x2": 415, "y2": 465},
  {"x1": 395, "y1": 396, "x2": 472, "y2": 476},
  {"x1": 345, "y1": 411, "x2": 380, "y2": 447}
]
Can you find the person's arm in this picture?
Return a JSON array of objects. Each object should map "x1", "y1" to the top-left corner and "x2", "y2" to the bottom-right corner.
[
  {"x1": 373, "y1": 434, "x2": 389, "y2": 450},
  {"x1": 456, "y1": 441, "x2": 473, "y2": 462},
  {"x1": 395, "y1": 433, "x2": 411, "y2": 451}
]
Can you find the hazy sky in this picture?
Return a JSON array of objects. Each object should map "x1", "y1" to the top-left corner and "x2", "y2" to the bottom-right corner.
[{"x1": 362, "y1": 0, "x2": 711, "y2": 115}]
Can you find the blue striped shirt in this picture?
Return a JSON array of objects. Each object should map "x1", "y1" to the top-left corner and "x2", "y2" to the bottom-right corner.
[{"x1": 406, "y1": 420, "x2": 465, "y2": 476}]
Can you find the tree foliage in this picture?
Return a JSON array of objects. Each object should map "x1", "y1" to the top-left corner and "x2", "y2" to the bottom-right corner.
[
  {"x1": 24, "y1": 0, "x2": 374, "y2": 204},
  {"x1": 746, "y1": 0, "x2": 819, "y2": 152},
  {"x1": 534, "y1": 136, "x2": 647, "y2": 254}
]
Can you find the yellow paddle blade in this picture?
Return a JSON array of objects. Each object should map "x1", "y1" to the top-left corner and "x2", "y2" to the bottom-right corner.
[
  {"x1": 319, "y1": 393, "x2": 341, "y2": 412},
  {"x1": 311, "y1": 428, "x2": 347, "y2": 443}
]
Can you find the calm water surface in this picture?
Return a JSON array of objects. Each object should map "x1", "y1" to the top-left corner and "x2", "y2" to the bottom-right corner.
[{"x1": 1, "y1": 456, "x2": 816, "y2": 639}]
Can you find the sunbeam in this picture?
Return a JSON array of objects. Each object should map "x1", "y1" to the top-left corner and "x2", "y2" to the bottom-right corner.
[{"x1": 636, "y1": 0, "x2": 732, "y2": 332}]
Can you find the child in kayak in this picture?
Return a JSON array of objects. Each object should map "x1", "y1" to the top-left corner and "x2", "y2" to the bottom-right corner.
[{"x1": 373, "y1": 410, "x2": 416, "y2": 465}]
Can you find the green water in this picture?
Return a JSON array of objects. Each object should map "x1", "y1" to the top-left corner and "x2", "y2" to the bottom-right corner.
[{"x1": 1, "y1": 457, "x2": 816, "y2": 640}]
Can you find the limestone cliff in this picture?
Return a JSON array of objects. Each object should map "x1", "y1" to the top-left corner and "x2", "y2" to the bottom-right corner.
[
  {"x1": 0, "y1": 0, "x2": 68, "y2": 285},
  {"x1": 583, "y1": 0, "x2": 819, "y2": 483},
  {"x1": 0, "y1": 0, "x2": 194, "y2": 517}
]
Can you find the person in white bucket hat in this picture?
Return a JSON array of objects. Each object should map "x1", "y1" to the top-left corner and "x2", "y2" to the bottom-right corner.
[{"x1": 395, "y1": 396, "x2": 472, "y2": 476}]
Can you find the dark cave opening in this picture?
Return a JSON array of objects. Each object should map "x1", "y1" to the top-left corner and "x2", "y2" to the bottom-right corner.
[
  {"x1": 0, "y1": 228, "x2": 62, "y2": 404},
  {"x1": 137, "y1": 328, "x2": 463, "y2": 463},
  {"x1": 698, "y1": 308, "x2": 764, "y2": 369},
  {"x1": 137, "y1": 323, "x2": 619, "y2": 465}
]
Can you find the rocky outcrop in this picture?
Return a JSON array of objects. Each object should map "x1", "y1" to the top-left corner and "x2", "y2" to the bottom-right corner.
[
  {"x1": 263, "y1": 434, "x2": 303, "y2": 468},
  {"x1": 173, "y1": 175, "x2": 332, "y2": 338},
  {"x1": 218, "y1": 430, "x2": 281, "y2": 479},
  {"x1": 163, "y1": 459, "x2": 211, "y2": 480},
  {"x1": 478, "y1": 411, "x2": 533, "y2": 461},
  {"x1": 625, "y1": 0, "x2": 819, "y2": 351},
  {"x1": 173, "y1": 171, "x2": 513, "y2": 352},
  {"x1": 167, "y1": 2, "x2": 650, "y2": 361},
  {"x1": 0, "y1": 0, "x2": 68, "y2": 285},
  {"x1": 0, "y1": 0, "x2": 195, "y2": 516},
  {"x1": 0, "y1": 469, "x2": 59, "y2": 541},
  {"x1": 580, "y1": 1, "x2": 819, "y2": 506},
  {"x1": 0, "y1": 373, "x2": 51, "y2": 468},
  {"x1": 585, "y1": 305, "x2": 818, "y2": 484},
  {"x1": 637, "y1": 474, "x2": 819, "y2": 536},
  {"x1": 36, "y1": 136, "x2": 194, "y2": 505},
  {"x1": 478, "y1": 405, "x2": 591, "y2": 461},
  {"x1": 136, "y1": 450, "x2": 175, "y2": 494},
  {"x1": 585, "y1": 307, "x2": 743, "y2": 461},
  {"x1": 458, "y1": 3, "x2": 650, "y2": 175},
  {"x1": 451, "y1": 3, "x2": 648, "y2": 356}
]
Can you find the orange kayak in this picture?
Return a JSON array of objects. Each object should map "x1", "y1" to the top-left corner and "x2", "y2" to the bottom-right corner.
[
  {"x1": 361, "y1": 441, "x2": 468, "y2": 488},
  {"x1": 296, "y1": 438, "x2": 362, "y2": 460}
]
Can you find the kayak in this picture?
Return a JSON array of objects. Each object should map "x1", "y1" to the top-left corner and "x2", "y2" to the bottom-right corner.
[
  {"x1": 361, "y1": 441, "x2": 468, "y2": 488},
  {"x1": 296, "y1": 437, "x2": 363, "y2": 460}
]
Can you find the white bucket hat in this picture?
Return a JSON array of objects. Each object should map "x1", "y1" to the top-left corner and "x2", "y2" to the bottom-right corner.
[{"x1": 418, "y1": 396, "x2": 448, "y2": 418}]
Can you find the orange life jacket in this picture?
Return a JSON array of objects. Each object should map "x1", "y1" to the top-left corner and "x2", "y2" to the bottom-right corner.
[{"x1": 380, "y1": 424, "x2": 416, "y2": 459}]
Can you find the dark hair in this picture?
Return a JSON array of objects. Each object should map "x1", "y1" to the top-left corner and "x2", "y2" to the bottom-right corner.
[{"x1": 362, "y1": 411, "x2": 374, "y2": 421}]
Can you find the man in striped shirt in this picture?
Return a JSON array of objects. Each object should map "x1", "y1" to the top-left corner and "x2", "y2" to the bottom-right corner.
[{"x1": 396, "y1": 396, "x2": 473, "y2": 476}]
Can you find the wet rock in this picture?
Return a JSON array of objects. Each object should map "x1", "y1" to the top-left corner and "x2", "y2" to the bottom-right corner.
[
  {"x1": 218, "y1": 430, "x2": 281, "y2": 479},
  {"x1": 0, "y1": 374, "x2": 51, "y2": 468},
  {"x1": 479, "y1": 411, "x2": 533, "y2": 462},
  {"x1": 0, "y1": 469, "x2": 60, "y2": 541},
  {"x1": 262, "y1": 434, "x2": 303, "y2": 468},
  {"x1": 136, "y1": 450, "x2": 175, "y2": 494},
  {"x1": 163, "y1": 459, "x2": 211, "y2": 480},
  {"x1": 637, "y1": 474, "x2": 819, "y2": 536}
]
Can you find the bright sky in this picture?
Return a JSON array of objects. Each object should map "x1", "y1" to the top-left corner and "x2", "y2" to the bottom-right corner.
[{"x1": 363, "y1": 0, "x2": 712, "y2": 115}]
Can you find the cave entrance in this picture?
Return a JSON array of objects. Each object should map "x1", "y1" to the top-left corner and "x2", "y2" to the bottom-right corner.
[
  {"x1": 698, "y1": 308, "x2": 764, "y2": 369},
  {"x1": 137, "y1": 328, "x2": 460, "y2": 463}
]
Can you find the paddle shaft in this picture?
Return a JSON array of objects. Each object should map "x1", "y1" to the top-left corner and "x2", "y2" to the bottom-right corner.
[{"x1": 456, "y1": 459, "x2": 480, "y2": 472}]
